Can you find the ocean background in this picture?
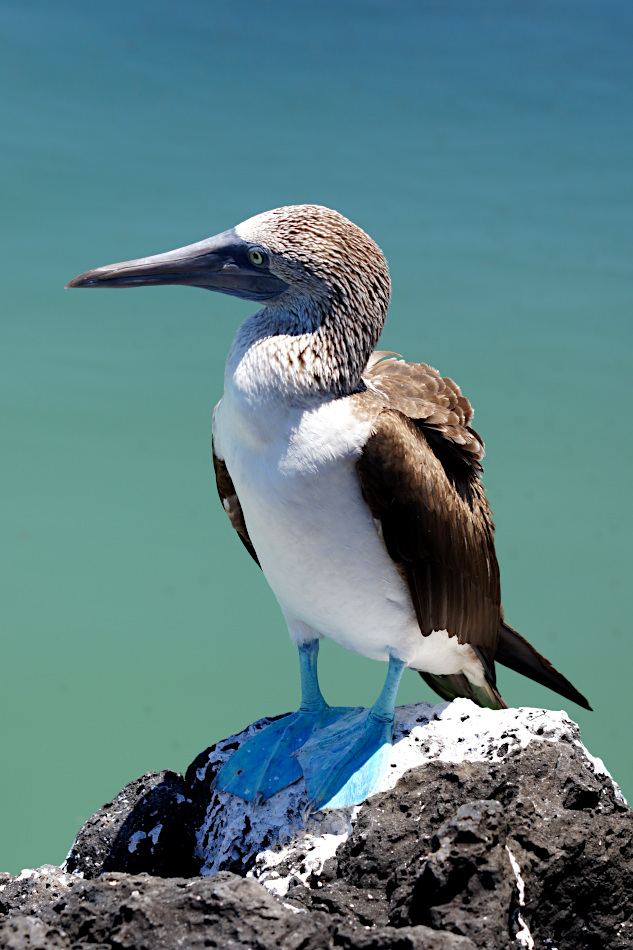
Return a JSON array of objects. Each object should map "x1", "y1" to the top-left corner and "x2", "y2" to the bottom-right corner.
[{"x1": 1, "y1": 0, "x2": 631, "y2": 873}]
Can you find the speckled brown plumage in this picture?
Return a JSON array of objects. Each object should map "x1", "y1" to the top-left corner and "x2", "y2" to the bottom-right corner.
[{"x1": 235, "y1": 205, "x2": 391, "y2": 397}]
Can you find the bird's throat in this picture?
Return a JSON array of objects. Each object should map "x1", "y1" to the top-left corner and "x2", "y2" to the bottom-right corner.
[{"x1": 225, "y1": 305, "x2": 374, "y2": 406}]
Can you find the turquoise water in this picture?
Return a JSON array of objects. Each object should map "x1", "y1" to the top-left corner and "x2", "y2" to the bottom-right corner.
[{"x1": 1, "y1": 0, "x2": 632, "y2": 873}]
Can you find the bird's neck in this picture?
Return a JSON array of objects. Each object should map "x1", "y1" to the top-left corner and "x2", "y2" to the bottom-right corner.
[{"x1": 224, "y1": 301, "x2": 383, "y2": 408}]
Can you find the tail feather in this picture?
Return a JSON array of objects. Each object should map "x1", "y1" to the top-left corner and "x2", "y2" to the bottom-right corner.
[
  {"x1": 418, "y1": 671, "x2": 507, "y2": 711},
  {"x1": 495, "y1": 620, "x2": 592, "y2": 711}
]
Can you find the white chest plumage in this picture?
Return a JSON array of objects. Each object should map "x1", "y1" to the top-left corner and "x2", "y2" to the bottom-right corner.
[
  {"x1": 214, "y1": 382, "x2": 411, "y2": 659},
  {"x1": 213, "y1": 336, "x2": 483, "y2": 682}
]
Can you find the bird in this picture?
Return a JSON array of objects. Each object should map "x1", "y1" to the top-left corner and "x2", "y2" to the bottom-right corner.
[{"x1": 66, "y1": 204, "x2": 590, "y2": 811}]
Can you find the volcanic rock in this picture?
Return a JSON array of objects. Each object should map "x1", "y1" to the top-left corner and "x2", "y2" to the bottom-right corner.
[{"x1": 1, "y1": 700, "x2": 631, "y2": 949}]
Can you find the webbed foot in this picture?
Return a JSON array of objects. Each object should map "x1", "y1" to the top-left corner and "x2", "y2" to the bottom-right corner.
[
  {"x1": 296, "y1": 654, "x2": 407, "y2": 810},
  {"x1": 214, "y1": 705, "x2": 359, "y2": 802},
  {"x1": 296, "y1": 706, "x2": 395, "y2": 810}
]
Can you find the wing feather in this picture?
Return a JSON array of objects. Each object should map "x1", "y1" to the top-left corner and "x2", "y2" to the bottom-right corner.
[
  {"x1": 358, "y1": 356, "x2": 501, "y2": 668},
  {"x1": 212, "y1": 438, "x2": 261, "y2": 569}
]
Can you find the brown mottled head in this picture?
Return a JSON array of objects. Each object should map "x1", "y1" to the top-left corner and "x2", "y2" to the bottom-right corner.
[
  {"x1": 67, "y1": 204, "x2": 390, "y2": 393},
  {"x1": 234, "y1": 205, "x2": 391, "y2": 388},
  {"x1": 235, "y1": 205, "x2": 389, "y2": 316}
]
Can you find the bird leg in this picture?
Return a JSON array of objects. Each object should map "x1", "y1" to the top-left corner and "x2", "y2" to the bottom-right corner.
[
  {"x1": 214, "y1": 640, "x2": 359, "y2": 802},
  {"x1": 297, "y1": 654, "x2": 406, "y2": 811}
]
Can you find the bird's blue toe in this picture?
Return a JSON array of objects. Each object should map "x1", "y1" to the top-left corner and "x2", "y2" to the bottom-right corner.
[{"x1": 296, "y1": 707, "x2": 395, "y2": 811}]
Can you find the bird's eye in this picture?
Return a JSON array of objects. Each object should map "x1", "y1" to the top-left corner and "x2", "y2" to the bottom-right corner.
[{"x1": 248, "y1": 248, "x2": 265, "y2": 266}]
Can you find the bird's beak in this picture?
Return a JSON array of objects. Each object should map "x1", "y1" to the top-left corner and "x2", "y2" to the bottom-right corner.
[{"x1": 65, "y1": 228, "x2": 289, "y2": 302}]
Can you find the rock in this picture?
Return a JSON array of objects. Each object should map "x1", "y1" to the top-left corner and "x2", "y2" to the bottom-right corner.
[
  {"x1": 1, "y1": 700, "x2": 631, "y2": 949},
  {"x1": 0, "y1": 866, "x2": 476, "y2": 950},
  {"x1": 56, "y1": 871, "x2": 317, "y2": 950},
  {"x1": 0, "y1": 866, "x2": 77, "y2": 949},
  {"x1": 0, "y1": 916, "x2": 70, "y2": 950},
  {"x1": 64, "y1": 769, "x2": 197, "y2": 879}
]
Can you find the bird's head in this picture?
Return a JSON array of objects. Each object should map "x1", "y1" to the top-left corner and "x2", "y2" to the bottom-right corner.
[{"x1": 67, "y1": 205, "x2": 390, "y2": 389}]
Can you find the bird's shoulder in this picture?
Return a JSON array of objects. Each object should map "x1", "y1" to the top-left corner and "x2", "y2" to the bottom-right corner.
[{"x1": 360, "y1": 352, "x2": 484, "y2": 467}]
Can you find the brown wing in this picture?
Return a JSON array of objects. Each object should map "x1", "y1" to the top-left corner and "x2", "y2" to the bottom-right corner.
[
  {"x1": 212, "y1": 440, "x2": 260, "y2": 569},
  {"x1": 364, "y1": 354, "x2": 485, "y2": 463},
  {"x1": 358, "y1": 356, "x2": 501, "y2": 673}
]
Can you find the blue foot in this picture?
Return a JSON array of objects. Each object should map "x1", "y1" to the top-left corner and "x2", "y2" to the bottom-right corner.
[
  {"x1": 214, "y1": 639, "x2": 360, "y2": 803},
  {"x1": 214, "y1": 706, "x2": 356, "y2": 802},
  {"x1": 296, "y1": 707, "x2": 393, "y2": 809},
  {"x1": 297, "y1": 655, "x2": 407, "y2": 810}
]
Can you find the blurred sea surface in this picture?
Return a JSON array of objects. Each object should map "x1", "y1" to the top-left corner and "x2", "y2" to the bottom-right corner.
[{"x1": 1, "y1": 0, "x2": 632, "y2": 872}]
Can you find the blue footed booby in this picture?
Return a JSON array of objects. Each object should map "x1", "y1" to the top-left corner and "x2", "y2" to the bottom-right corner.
[{"x1": 67, "y1": 204, "x2": 591, "y2": 810}]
